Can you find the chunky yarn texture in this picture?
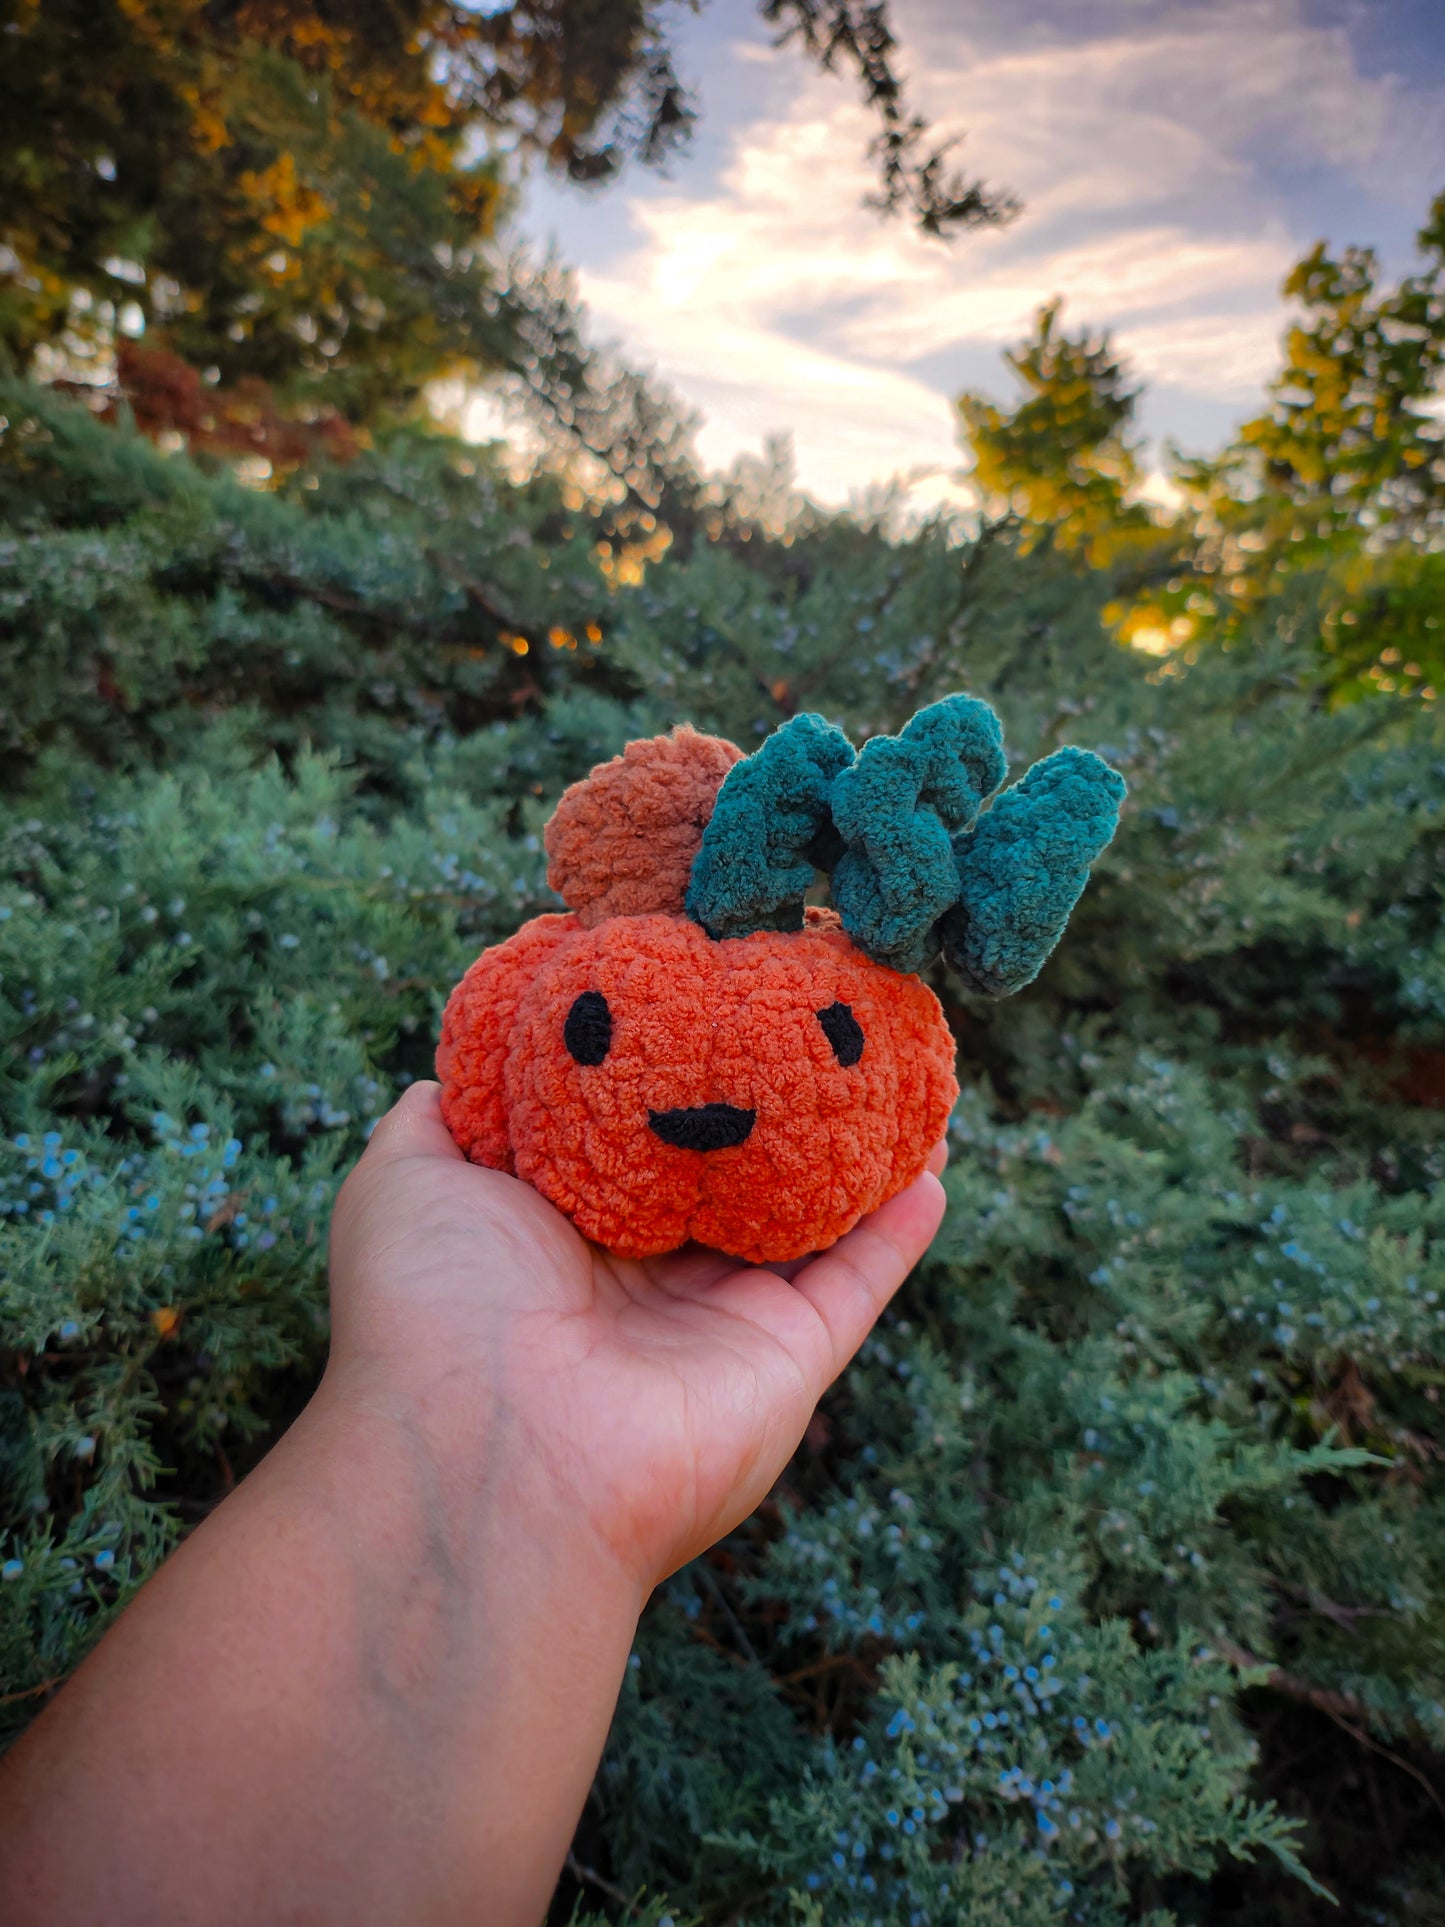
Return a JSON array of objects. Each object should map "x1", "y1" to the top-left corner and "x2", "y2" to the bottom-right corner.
[
  {"x1": 545, "y1": 724, "x2": 743, "y2": 925},
  {"x1": 438, "y1": 908, "x2": 956, "y2": 1262},
  {"x1": 438, "y1": 700, "x2": 1123, "y2": 1259}
]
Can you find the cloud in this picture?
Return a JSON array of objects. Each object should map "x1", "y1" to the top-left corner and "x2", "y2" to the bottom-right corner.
[
  {"x1": 576, "y1": 253, "x2": 968, "y2": 497},
  {"x1": 834, "y1": 228, "x2": 1296, "y2": 362},
  {"x1": 903, "y1": 0, "x2": 1442, "y2": 197},
  {"x1": 1116, "y1": 310, "x2": 1286, "y2": 405},
  {"x1": 519, "y1": 0, "x2": 1444, "y2": 503}
]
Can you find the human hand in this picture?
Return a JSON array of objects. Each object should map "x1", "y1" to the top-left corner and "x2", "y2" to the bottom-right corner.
[
  {"x1": 0, "y1": 1086, "x2": 946, "y2": 1927},
  {"x1": 326, "y1": 1081, "x2": 947, "y2": 1601}
]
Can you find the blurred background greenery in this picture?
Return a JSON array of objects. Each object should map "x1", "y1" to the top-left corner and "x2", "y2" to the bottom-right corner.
[{"x1": 2, "y1": 5, "x2": 1443, "y2": 1922}]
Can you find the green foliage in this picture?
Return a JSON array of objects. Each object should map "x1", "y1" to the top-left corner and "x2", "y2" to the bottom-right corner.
[
  {"x1": 960, "y1": 196, "x2": 1445, "y2": 703},
  {"x1": 3, "y1": 378, "x2": 1445, "y2": 1926},
  {"x1": 760, "y1": 1, "x2": 1018, "y2": 238},
  {"x1": 0, "y1": 1, "x2": 511, "y2": 414},
  {"x1": 1175, "y1": 191, "x2": 1445, "y2": 699},
  {"x1": 0, "y1": 374, "x2": 624, "y2": 777}
]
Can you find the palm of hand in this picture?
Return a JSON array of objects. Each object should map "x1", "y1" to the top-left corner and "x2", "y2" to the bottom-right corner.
[{"x1": 329, "y1": 1083, "x2": 946, "y2": 1595}]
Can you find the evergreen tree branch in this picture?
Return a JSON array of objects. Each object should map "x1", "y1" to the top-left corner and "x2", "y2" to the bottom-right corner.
[{"x1": 761, "y1": 1, "x2": 1019, "y2": 236}]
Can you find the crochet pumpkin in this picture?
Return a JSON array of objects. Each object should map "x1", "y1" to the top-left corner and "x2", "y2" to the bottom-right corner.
[{"x1": 437, "y1": 698, "x2": 1125, "y2": 1263}]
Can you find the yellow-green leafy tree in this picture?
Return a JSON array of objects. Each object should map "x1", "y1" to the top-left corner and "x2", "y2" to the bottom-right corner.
[
  {"x1": 957, "y1": 194, "x2": 1445, "y2": 699},
  {"x1": 1174, "y1": 192, "x2": 1445, "y2": 698},
  {"x1": 957, "y1": 299, "x2": 1160, "y2": 568}
]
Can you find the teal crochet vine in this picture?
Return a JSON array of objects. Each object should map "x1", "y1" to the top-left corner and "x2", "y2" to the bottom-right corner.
[
  {"x1": 685, "y1": 695, "x2": 1124, "y2": 995},
  {"x1": 830, "y1": 693, "x2": 1006, "y2": 974},
  {"x1": 939, "y1": 745, "x2": 1128, "y2": 996},
  {"x1": 685, "y1": 711, "x2": 855, "y2": 937}
]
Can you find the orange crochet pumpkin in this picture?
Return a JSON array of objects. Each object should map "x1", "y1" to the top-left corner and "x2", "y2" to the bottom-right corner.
[
  {"x1": 437, "y1": 700, "x2": 1125, "y2": 1262},
  {"x1": 438, "y1": 902, "x2": 956, "y2": 1263}
]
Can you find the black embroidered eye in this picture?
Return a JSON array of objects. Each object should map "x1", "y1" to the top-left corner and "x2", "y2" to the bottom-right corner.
[
  {"x1": 564, "y1": 990, "x2": 612, "y2": 1065},
  {"x1": 817, "y1": 1001, "x2": 864, "y2": 1067}
]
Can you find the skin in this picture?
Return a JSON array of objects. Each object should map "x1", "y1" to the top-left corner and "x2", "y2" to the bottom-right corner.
[{"x1": 0, "y1": 1081, "x2": 946, "y2": 1926}]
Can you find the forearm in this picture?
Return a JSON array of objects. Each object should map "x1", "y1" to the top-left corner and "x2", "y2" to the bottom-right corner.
[{"x1": 0, "y1": 1376, "x2": 643, "y2": 1926}]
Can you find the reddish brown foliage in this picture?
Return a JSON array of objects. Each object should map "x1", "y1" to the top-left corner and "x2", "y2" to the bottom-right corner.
[{"x1": 66, "y1": 343, "x2": 360, "y2": 475}]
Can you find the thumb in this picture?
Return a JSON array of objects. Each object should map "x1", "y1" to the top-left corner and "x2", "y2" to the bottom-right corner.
[
  {"x1": 329, "y1": 1082, "x2": 465, "y2": 1288},
  {"x1": 359, "y1": 1080, "x2": 466, "y2": 1167}
]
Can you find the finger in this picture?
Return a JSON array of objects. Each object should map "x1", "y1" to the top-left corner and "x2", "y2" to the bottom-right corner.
[
  {"x1": 359, "y1": 1080, "x2": 466, "y2": 1167},
  {"x1": 926, "y1": 1137, "x2": 949, "y2": 1179},
  {"x1": 790, "y1": 1170, "x2": 946, "y2": 1385}
]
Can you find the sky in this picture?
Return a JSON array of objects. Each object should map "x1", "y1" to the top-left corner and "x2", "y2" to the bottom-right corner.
[{"x1": 491, "y1": 0, "x2": 1445, "y2": 511}]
